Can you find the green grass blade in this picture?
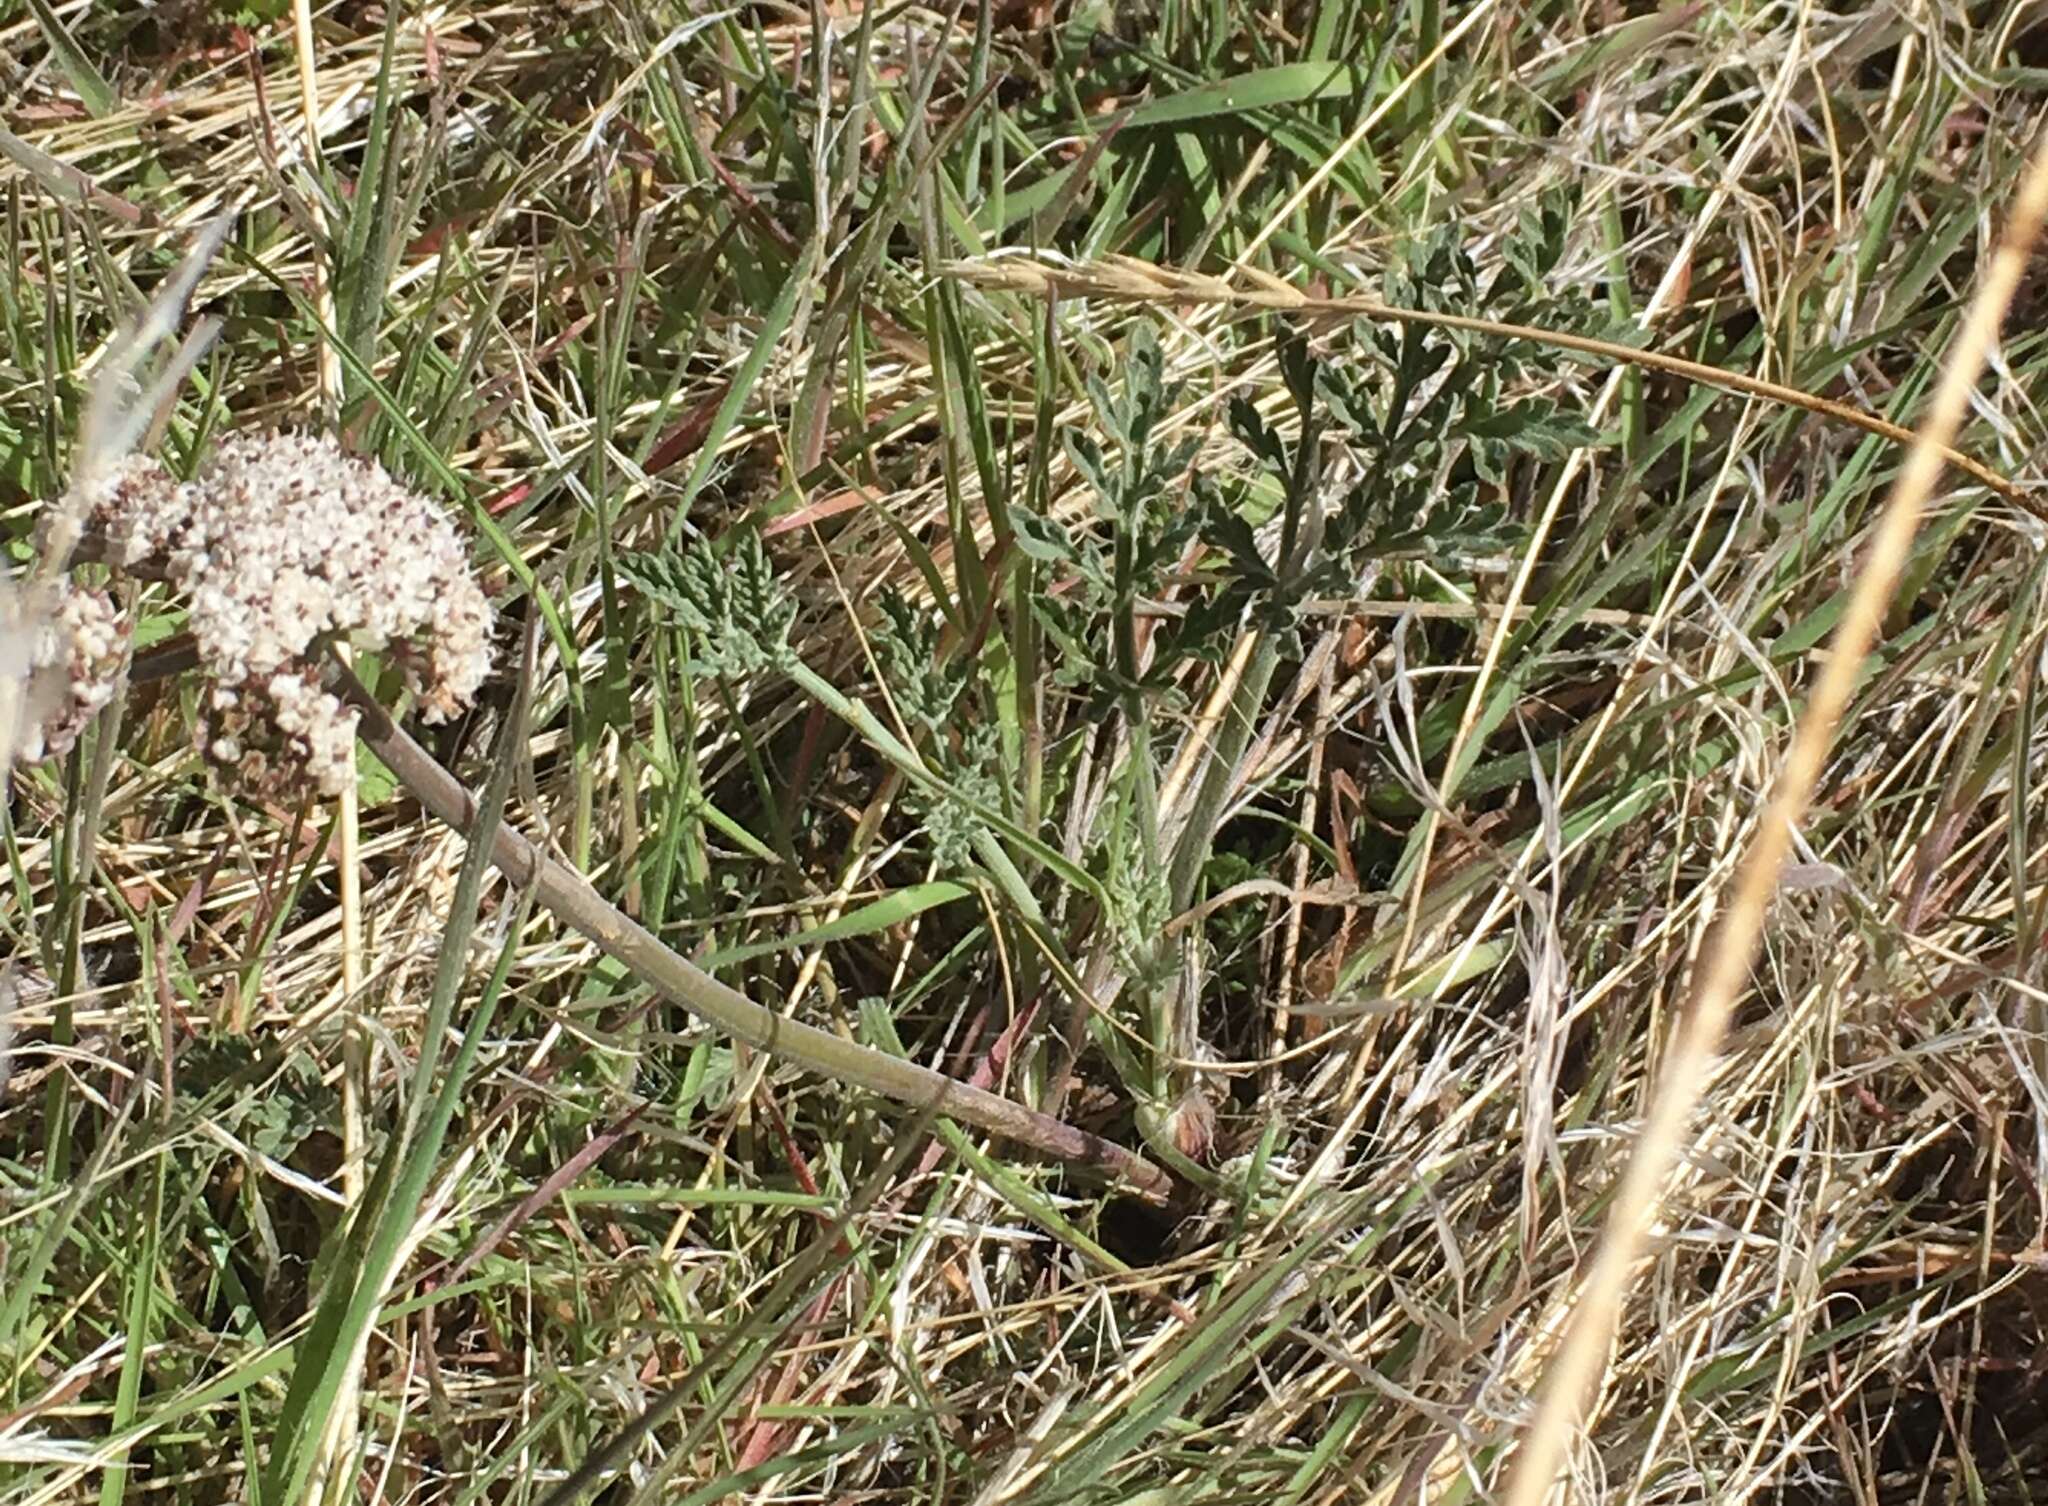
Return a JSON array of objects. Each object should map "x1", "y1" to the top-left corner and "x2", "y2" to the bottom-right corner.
[
  {"x1": 24, "y1": 0, "x2": 116, "y2": 117},
  {"x1": 1124, "y1": 60, "x2": 1365, "y2": 127},
  {"x1": 701, "y1": 881, "x2": 973, "y2": 966},
  {"x1": 260, "y1": 668, "x2": 527, "y2": 1505},
  {"x1": 667, "y1": 260, "x2": 807, "y2": 545}
]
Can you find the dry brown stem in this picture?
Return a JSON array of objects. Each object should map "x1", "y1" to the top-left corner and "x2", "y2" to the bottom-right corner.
[{"x1": 944, "y1": 252, "x2": 2032, "y2": 516}]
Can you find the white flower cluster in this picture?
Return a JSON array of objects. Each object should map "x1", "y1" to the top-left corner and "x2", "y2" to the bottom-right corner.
[
  {"x1": 8, "y1": 580, "x2": 131, "y2": 764},
  {"x1": 80, "y1": 433, "x2": 493, "y2": 797}
]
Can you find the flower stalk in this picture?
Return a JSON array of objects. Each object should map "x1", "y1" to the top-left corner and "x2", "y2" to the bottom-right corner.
[{"x1": 329, "y1": 660, "x2": 1174, "y2": 1202}]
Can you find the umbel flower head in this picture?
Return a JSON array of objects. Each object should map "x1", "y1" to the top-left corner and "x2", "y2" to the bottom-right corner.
[
  {"x1": 1, "y1": 578, "x2": 131, "y2": 766},
  {"x1": 62, "y1": 432, "x2": 492, "y2": 797}
]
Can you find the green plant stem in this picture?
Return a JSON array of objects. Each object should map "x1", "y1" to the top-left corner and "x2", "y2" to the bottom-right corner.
[
  {"x1": 1166, "y1": 631, "x2": 1284, "y2": 916},
  {"x1": 1163, "y1": 426, "x2": 1312, "y2": 915}
]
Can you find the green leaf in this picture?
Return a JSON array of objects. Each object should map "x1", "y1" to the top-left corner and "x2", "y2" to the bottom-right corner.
[
  {"x1": 1123, "y1": 61, "x2": 1366, "y2": 128},
  {"x1": 26, "y1": 0, "x2": 117, "y2": 118},
  {"x1": 1466, "y1": 397, "x2": 1604, "y2": 456},
  {"x1": 618, "y1": 535, "x2": 797, "y2": 677},
  {"x1": 1065, "y1": 430, "x2": 1114, "y2": 513},
  {"x1": 701, "y1": 882, "x2": 974, "y2": 967},
  {"x1": 355, "y1": 740, "x2": 400, "y2": 808},
  {"x1": 613, "y1": 545, "x2": 705, "y2": 619},
  {"x1": 1227, "y1": 396, "x2": 1285, "y2": 471},
  {"x1": 1008, "y1": 503, "x2": 1079, "y2": 565}
]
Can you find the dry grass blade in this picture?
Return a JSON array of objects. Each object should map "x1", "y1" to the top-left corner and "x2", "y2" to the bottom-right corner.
[
  {"x1": 0, "y1": 218, "x2": 226, "y2": 777},
  {"x1": 943, "y1": 252, "x2": 2031, "y2": 514},
  {"x1": 1501, "y1": 118, "x2": 2048, "y2": 1506}
]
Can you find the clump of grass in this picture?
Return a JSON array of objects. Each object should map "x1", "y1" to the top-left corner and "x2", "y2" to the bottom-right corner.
[{"x1": 5, "y1": 2, "x2": 2048, "y2": 1503}]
